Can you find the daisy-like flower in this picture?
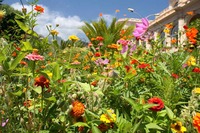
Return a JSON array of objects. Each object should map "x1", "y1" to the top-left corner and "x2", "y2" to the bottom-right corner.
[
  {"x1": 171, "y1": 121, "x2": 186, "y2": 133},
  {"x1": 193, "y1": 88, "x2": 200, "y2": 94},
  {"x1": 193, "y1": 112, "x2": 200, "y2": 132},
  {"x1": 133, "y1": 18, "x2": 149, "y2": 38},
  {"x1": 68, "y1": 35, "x2": 79, "y2": 42},
  {"x1": 94, "y1": 58, "x2": 109, "y2": 66},
  {"x1": 50, "y1": 30, "x2": 59, "y2": 36},
  {"x1": 34, "y1": 5, "x2": 44, "y2": 13},
  {"x1": 100, "y1": 109, "x2": 116, "y2": 124},
  {"x1": 25, "y1": 49, "x2": 44, "y2": 61},
  {"x1": 186, "y1": 56, "x2": 196, "y2": 66},
  {"x1": 148, "y1": 97, "x2": 164, "y2": 112},
  {"x1": 34, "y1": 75, "x2": 50, "y2": 89},
  {"x1": 71, "y1": 100, "x2": 85, "y2": 118}
]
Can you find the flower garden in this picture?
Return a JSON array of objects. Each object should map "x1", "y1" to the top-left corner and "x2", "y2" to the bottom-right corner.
[{"x1": 0, "y1": 1, "x2": 200, "y2": 133}]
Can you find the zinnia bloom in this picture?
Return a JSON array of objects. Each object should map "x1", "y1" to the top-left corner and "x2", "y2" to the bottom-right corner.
[
  {"x1": 193, "y1": 113, "x2": 200, "y2": 132},
  {"x1": 148, "y1": 97, "x2": 164, "y2": 111},
  {"x1": 192, "y1": 67, "x2": 200, "y2": 73},
  {"x1": 25, "y1": 49, "x2": 44, "y2": 61},
  {"x1": 34, "y1": 5, "x2": 44, "y2": 13},
  {"x1": 100, "y1": 109, "x2": 116, "y2": 124},
  {"x1": 95, "y1": 58, "x2": 109, "y2": 66},
  {"x1": 96, "y1": 36, "x2": 104, "y2": 41},
  {"x1": 172, "y1": 73, "x2": 179, "y2": 79},
  {"x1": 71, "y1": 100, "x2": 85, "y2": 118},
  {"x1": 171, "y1": 121, "x2": 187, "y2": 133},
  {"x1": 68, "y1": 35, "x2": 79, "y2": 42},
  {"x1": 34, "y1": 75, "x2": 50, "y2": 89},
  {"x1": 133, "y1": 18, "x2": 149, "y2": 38},
  {"x1": 186, "y1": 56, "x2": 196, "y2": 66}
]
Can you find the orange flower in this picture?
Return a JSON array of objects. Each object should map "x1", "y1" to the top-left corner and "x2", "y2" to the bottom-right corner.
[
  {"x1": 99, "y1": 13, "x2": 103, "y2": 17},
  {"x1": 165, "y1": 23, "x2": 173, "y2": 29},
  {"x1": 115, "y1": 9, "x2": 120, "y2": 13},
  {"x1": 171, "y1": 38, "x2": 177, "y2": 44},
  {"x1": 12, "y1": 51, "x2": 17, "y2": 57},
  {"x1": 193, "y1": 113, "x2": 200, "y2": 132},
  {"x1": 20, "y1": 61, "x2": 28, "y2": 66},
  {"x1": 186, "y1": 27, "x2": 198, "y2": 44},
  {"x1": 34, "y1": 5, "x2": 44, "y2": 13},
  {"x1": 91, "y1": 80, "x2": 98, "y2": 87},
  {"x1": 23, "y1": 100, "x2": 32, "y2": 107},
  {"x1": 34, "y1": 75, "x2": 50, "y2": 89},
  {"x1": 107, "y1": 44, "x2": 119, "y2": 49},
  {"x1": 187, "y1": 11, "x2": 194, "y2": 15},
  {"x1": 96, "y1": 36, "x2": 104, "y2": 41},
  {"x1": 71, "y1": 101, "x2": 85, "y2": 118},
  {"x1": 83, "y1": 65, "x2": 90, "y2": 70}
]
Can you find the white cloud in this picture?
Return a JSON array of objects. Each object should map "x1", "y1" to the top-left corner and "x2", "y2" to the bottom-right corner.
[{"x1": 11, "y1": 2, "x2": 85, "y2": 40}]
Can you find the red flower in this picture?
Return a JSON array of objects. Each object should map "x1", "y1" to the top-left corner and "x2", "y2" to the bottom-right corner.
[
  {"x1": 192, "y1": 67, "x2": 200, "y2": 73},
  {"x1": 34, "y1": 5, "x2": 44, "y2": 13},
  {"x1": 148, "y1": 97, "x2": 164, "y2": 112},
  {"x1": 172, "y1": 73, "x2": 179, "y2": 79},
  {"x1": 130, "y1": 59, "x2": 138, "y2": 65},
  {"x1": 138, "y1": 63, "x2": 150, "y2": 69},
  {"x1": 96, "y1": 36, "x2": 104, "y2": 41},
  {"x1": 94, "y1": 52, "x2": 101, "y2": 57},
  {"x1": 34, "y1": 75, "x2": 50, "y2": 89}
]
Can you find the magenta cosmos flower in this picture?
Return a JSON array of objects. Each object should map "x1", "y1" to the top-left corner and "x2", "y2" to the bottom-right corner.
[
  {"x1": 25, "y1": 49, "x2": 44, "y2": 61},
  {"x1": 133, "y1": 18, "x2": 149, "y2": 38}
]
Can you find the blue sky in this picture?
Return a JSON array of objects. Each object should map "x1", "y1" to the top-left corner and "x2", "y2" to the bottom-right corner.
[{"x1": 3, "y1": 0, "x2": 169, "y2": 40}]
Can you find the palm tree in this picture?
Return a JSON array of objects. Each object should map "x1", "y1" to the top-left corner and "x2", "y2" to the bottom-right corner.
[{"x1": 81, "y1": 17, "x2": 134, "y2": 48}]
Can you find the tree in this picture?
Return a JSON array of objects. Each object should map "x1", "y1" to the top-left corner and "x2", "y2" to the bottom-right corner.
[{"x1": 81, "y1": 17, "x2": 134, "y2": 48}]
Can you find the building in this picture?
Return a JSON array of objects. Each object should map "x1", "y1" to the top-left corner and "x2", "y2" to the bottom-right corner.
[{"x1": 118, "y1": 0, "x2": 200, "y2": 50}]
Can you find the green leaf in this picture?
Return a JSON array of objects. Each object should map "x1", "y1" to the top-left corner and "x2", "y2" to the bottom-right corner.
[
  {"x1": 45, "y1": 96, "x2": 56, "y2": 102},
  {"x1": 76, "y1": 82, "x2": 91, "y2": 92},
  {"x1": 122, "y1": 97, "x2": 142, "y2": 112},
  {"x1": 91, "y1": 125, "x2": 102, "y2": 133},
  {"x1": 11, "y1": 90, "x2": 23, "y2": 96},
  {"x1": 165, "y1": 106, "x2": 176, "y2": 120},
  {"x1": 52, "y1": 62, "x2": 61, "y2": 81},
  {"x1": 9, "y1": 52, "x2": 27, "y2": 70},
  {"x1": 158, "y1": 62, "x2": 171, "y2": 76},
  {"x1": 73, "y1": 122, "x2": 90, "y2": 128},
  {"x1": 33, "y1": 86, "x2": 42, "y2": 94},
  {"x1": 39, "y1": 130, "x2": 49, "y2": 133},
  {"x1": 145, "y1": 123, "x2": 163, "y2": 130},
  {"x1": 21, "y1": 41, "x2": 33, "y2": 51}
]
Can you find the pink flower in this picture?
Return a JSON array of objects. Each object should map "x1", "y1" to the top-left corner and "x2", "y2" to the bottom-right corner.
[
  {"x1": 133, "y1": 18, "x2": 149, "y2": 38},
  {"x1": 25, "y1": 49, "x2": 44, "y2": 61},
  {"x1": 95, "y1": 58, "x2": 109, "y2": 65}
]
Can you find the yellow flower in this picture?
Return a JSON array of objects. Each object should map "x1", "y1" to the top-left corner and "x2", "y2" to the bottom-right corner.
[
  {"x1": 0, "y1": 10, "x2": 6, "y2": 20},
  {"x1": 50, "y1": 30, "x2": 59, "y2": 35},
  {"x1": 193, "y1": 88, "x2": 200, "y2": 94},
  {"x1": 171, "y1": 121, "x2": 186, "y2": 133},
  {"x1": 68, "y1": 35, "x2": 79, "y2": 42},
  {"x1": 100, "y1": 109, "x2": 116, "y2": 124},
  {"x1": 164, "y1": 28, "x2": 170, "y2": 34},
  {"x1": 186, "y1": 56, "x2": 196, "y2": 66}
]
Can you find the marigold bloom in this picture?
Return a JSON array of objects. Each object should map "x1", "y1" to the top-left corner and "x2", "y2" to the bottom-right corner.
[
  {"x1": 50, "y1": 30, "x2": 59, "y2": 35},
  {"x1": 100, "y1": 109, "x2": 116, "y2": 124},
  {"x1": 34, "y1": 75, "x2": 50, "y2": 89},
  {"x1": 193, "y1": 113, "x2": 200, "y2": 132},
  {"x1": 34, "y1": 5, "x2": 44, "y2": 13},
  {"x1": 138, "y1": 63, "x2": 150, "y2": 69},
  {"x1": 165, "y1": 23, "x2": 173, "y2": 29},
  {"x1": 68, "y1": 35, "x2": 79, "y2": 42},
  {"x1": 25, "y1": 49, "x2": 44, "y2": 61},
  {"x1": 186, "y1": 56, "x2": 196, "y2": 66},
  {"x1": 171, "y1": 38, "x2": 177, "y2": 44},
  {"x1": 71, "y1": 101, "x2": 85, "y2": 118},
  {"x1": 186, "y1": 27, "x2": 198, "y2": 44},
  {"x1": 148, "y1": 97, "x2": 164, "y2": 111},
  {"x1": 171, "y1": 121, "x2": 186, "y2": 133},
  {"x1": 12, "y1": 51, "x2": 17, "y2": 57},
  {"x1": 107, "y1": 44, "x2": 119, "y2": 49},
  {"x1": 20, "y1": 61, "x2": 28, "y2": 66}
]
